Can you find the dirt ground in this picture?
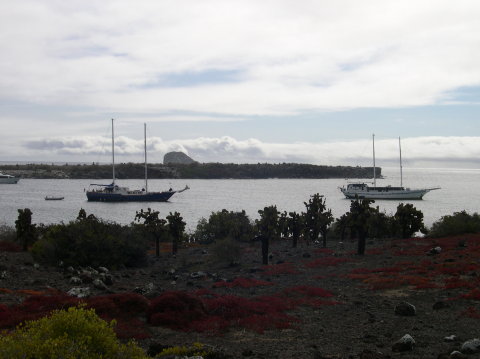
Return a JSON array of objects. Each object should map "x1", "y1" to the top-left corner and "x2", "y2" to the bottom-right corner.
[{"x1": 1, "y1": 235, "x2": 480, "y2": 359}]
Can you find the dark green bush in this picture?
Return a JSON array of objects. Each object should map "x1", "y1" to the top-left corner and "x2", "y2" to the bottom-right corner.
[
  {"x1": 31, "y1": 216, "x2": 148, "y2": 268},
  {"x1": 210, "y1": 238, "x2": 242, "y2": 265},
  {"x1": 428, "y1": 211, "x2": 480, "y2": 237},
  {"x1": 194, "y1": 209, "x2": 254, "y2": 243}
]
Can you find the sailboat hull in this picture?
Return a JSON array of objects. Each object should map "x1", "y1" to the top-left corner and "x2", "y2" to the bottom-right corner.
[
  {"x1": 340, "y1": 187, "x2": 431, "y2": 200},
  {"x1": 86, "y1": 191, "x2": 175, "y2": 202}
]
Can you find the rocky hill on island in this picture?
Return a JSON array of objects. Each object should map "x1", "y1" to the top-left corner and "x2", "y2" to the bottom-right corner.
[{"x1": 163, "y1": 151, "x2": 197, "y2": 165}]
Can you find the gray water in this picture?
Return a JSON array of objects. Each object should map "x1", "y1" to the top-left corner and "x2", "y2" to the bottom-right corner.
[{"x1": 0, "y1": 167, "x2": 479, "y2": 231}]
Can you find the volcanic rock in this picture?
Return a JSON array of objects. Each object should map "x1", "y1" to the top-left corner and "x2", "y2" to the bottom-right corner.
[
  {"x1": 392, "y1": 334, "x2": 415, "y2": 352},
  {"x1": 163, "y1": 151, "x2": 196, "y2": 165}
]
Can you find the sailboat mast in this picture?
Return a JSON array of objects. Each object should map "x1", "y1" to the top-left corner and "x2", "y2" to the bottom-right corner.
[
  {"x1": 399, "y1": 136, "x2": 403, "y2": 187},
  {"x1": 372, "y1": 133, "x2": 376, "y2": 187},
  {"x1": 111, "y1": 118, "x2": 115, "y2": 184},
  {"x1": 144, "y1": 123, "x2": 148, "y2": 193}
]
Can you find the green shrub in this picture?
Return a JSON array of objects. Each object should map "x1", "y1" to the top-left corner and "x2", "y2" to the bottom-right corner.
[
  {"x1": 194, "y1": 210, "x2": 254, "y2": 243},
  {"x1": 155, "y1": 342, "x2": 207, "y2": 357},
  {"x1": 0, "y1": 306, "x2": 147, "y2": 359},
  {"x1": 428, "y1": 211, "x2": 480, "y2": 237},
  {"x1": 31, "y1": 216, "x2": 148, "y2": 268},
  {"x1": 211, "y1": 238, "x2": 242, "y2": 265}
]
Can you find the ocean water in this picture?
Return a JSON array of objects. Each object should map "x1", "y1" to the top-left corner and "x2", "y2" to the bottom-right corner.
[{"x1": 0, "y1": 167, "x2": 478, "y2": 231}]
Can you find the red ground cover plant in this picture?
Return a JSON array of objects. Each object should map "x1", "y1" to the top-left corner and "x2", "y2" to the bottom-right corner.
[
  {"x1": 304, "y1": 257, "x2": 351, "y2": 268},
  {"x1": 146, "y1": 286, "x2": 341, "y2": 334},
  {"x1": 213, "y1": 277, "x2": 273, "y2": 288},
  {"x1": 0, "y1": 241, "x2": 22, "y2": 252},
  {"x1": 283, "y1": 285, "x2": 334, "y2": 298},
  {"x1": 86, "y1": 293, "x2": 151, "y2": 339},
  {"x1": 0, "y1": 294, "x2": 79, "y2": 329},
  {"x1": 147, "y1": 291, "x2": 207, "y2": 330},
  {"x1": 462, "y1": 289, "x2": 480, "y2": 301},
  {"x1": 261, "y1": 262, "x2": 300, "y2": 276},
  {"x1": 348, "y1": 236, "x2": 480, "y2": 294},
  {"x1": 146, "y1": 290, "x2": 297, "y2": 334},
  {"x1": 460, "y1": 306, "x2": 480, "y2": 319}
]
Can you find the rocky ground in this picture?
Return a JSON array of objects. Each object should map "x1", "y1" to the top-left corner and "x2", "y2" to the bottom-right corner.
[{"x1": 1, "y1": 235, "x2": 480, "y2": 359}]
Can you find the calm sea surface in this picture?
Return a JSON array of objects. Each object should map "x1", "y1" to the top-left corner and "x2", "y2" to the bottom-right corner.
[{"x1": 0, "y1": 168, "x2": 479, "y2": 231}]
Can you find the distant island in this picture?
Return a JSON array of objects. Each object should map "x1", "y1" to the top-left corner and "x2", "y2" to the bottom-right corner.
[
  {"x1": 0, "y1": 151, "x2": 379, "y2": 179},
  {"x1": 0, "y1": 163, "x2": 379, "y2": 180}
]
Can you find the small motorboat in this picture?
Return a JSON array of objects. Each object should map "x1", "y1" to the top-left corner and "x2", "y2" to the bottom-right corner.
[{"x1": 45, "y1": 196, "x2": 64, "y2": 201}]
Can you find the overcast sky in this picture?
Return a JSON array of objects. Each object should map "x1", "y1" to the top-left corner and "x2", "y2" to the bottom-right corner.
[{"x1": 0, "y1": 0, "x2": 479, "y2": 168}]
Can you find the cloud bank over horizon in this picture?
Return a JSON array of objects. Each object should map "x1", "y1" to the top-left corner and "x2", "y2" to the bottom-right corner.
[
  {"x1": 0, "y1": 1, "x2": 478, "y2": 164},
  {"x1": 9, "y1": 135, "x2": 478, "y2": 169}
]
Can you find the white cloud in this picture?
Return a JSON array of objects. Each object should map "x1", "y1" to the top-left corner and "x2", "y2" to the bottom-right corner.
[
  {"x1": 1, "y1": 1, "x2": 480, "y2": 115},
  {"x1": 11, "y1": 135, "x2": 480, "y2": 168}
]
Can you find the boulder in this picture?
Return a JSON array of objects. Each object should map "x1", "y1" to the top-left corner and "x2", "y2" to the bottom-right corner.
[
  {"x1": 69, "y1": 276, "x2": 82, "y2": 285},
  {"x1": 99, "y1": 273, "x2": 114, "y2": 285},
  {"x1": 392, "y1": 334, "x2": 415, "y2": 352},
  {"x1": 460, "y1": 338, "x2": 480, "y2": 354},
  {"x1": 444, "y1": 335, "x2": 457, "y2": 342},
  {"x1": 190, "y1": 271, "x2": 207, "y2": 279},
  {"x1": 98, "y1": 266, "x2": 109, "y2": 273},
  {"x1": 67, "y1": 287, "x2": 91, "y2": 298},
  {"x1": 134, "y1": 282, "x2": 156, "y2": 296},
  {"x1": 394, "y1": 301, "x2": 416, "y2": 316},
  {"x1": 428, "y1": 246, "x2": 442, "y2": 255},
  {"x1": 450, "y1": 351, "x2": 468, "y2": 359},
  {"x1": 92, "y1": 279, "x2": 107, "y2": 290},
  {"x1": 79, "y1": 270, "x2": 94, "y2": 283}
]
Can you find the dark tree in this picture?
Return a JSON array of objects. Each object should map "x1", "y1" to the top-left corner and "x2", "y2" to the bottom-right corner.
[
  {"x1": 394, "y1": 203, "x2": 426, "y2": 239},
  {"x1": 334, "y1": 214, "x2": 350, "y2": 242},
  {"x1": 135, "y1": 208, "x2": 167, "y2": 257},
  {"x1": 347, "y1": 197, "x2": 375, "y2": 255},
  {"x1": 166, "y1": 211, "x2": 186, "y2": 254},
  {"x1": 278, "y1": 211, "x2": 289, "y2": 239},
  {"x1": 287, "y1": 211, "x2": 303, "y2": 248},
  {"x1": 256, "y1": 205, "x2": 279, "y2": 265},
  {"x1": 77, "y1": 208, "x2": 87, "y2": 221},
  {"x1": 368, "y1": 207, "x2": 393, "y2": 239},
  {"x1": 303, "y1": 194, "x2": 334, "y2": 247},
  {"x1": 193, "y1": 209, "x2": 253, "y2": 243},
  {"x1": 15, "y1": 208, "x2": 36, "y2": 251}
]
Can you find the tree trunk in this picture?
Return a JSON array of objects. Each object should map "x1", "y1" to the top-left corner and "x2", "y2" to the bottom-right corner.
[
  {"x1": 261, "y1": 235, "x2": 269, "y2": 265},
  {"x1": 155, "y1": 237, "x2": 160, "y2": 257},
  {"x1": 357, "y1": 230, "x2": 366, "y2": 255},
  {"x1": 322, "y1": 232, "x2": 327, "y2": 248},
  {"x1": 292, "y1": 234, "x2": 298, "y2": 248},
  {"x1": 172, "y1": 238, "x2": 178, "y2": 254}
]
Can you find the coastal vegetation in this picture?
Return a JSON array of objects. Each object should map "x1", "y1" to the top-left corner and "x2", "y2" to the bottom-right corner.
[
  {"x1": 0, "y1": 202, "x2": 480, "y2": 358},
  {"x1": 0, "y1": 162, "x2": 379, "y2": 179},
  {"x1": 4, "y1": 196, "x2": 478, "y2": 268}
]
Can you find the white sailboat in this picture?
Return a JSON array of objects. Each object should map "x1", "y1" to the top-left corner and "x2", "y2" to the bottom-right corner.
[
  {"x1": 0, "y1": 172, "x2": 20, "y2": 184},
  {"x1": 339, "y1": 135, "x2": 439, "y2": 200}
]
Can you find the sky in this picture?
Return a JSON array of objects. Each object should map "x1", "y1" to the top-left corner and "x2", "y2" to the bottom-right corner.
[{"x1": 0, "y1": 0, "x2": 479, "y2": 168}]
